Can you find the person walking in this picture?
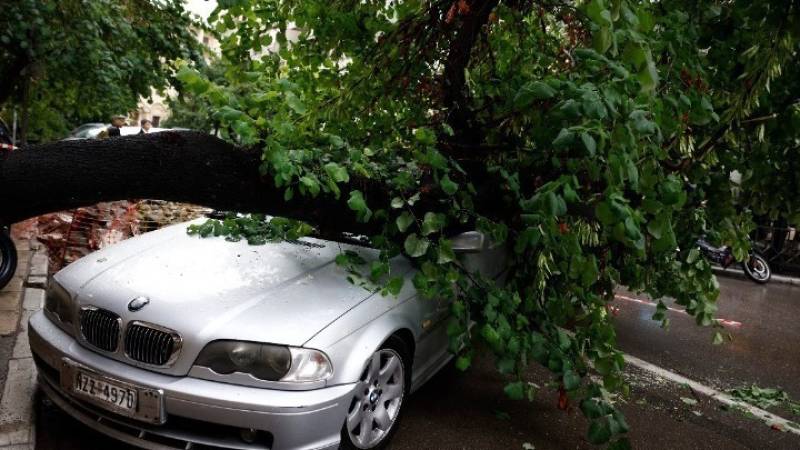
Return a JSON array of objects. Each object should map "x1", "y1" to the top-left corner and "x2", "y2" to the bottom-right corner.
[
  {"x1": 138, "y1": 119, "x2": 152, "y2": 134},
  {"x1": 103, "y1": 114, "x2": 126, "y2": 138}
]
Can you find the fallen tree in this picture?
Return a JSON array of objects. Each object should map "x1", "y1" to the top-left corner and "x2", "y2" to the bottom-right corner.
[
  {"x1": 1, "y1": 131, "x2": 384, "y2": 235},
  {"x1": 3, "y1": 1, "x2": 800, "y2": 447}
]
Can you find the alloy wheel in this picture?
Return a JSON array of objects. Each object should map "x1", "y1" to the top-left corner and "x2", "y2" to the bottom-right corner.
[{"x1": 346, "y1": 349, "x2": 405, "y2": 449}]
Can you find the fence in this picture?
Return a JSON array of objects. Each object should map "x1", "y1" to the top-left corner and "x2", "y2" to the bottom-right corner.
[{"x1": 752, "y1": 225, "x2": 800, "y2": 276}]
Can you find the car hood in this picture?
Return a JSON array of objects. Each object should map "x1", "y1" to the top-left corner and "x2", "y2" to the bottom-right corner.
[{"x1": 57, "y1": 221, "x2": 392, "y2": 353}]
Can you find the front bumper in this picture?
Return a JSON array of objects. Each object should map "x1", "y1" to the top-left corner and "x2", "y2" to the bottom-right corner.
[{"x1": 29, "y1": 311, "x2": 354, "y2": 450}]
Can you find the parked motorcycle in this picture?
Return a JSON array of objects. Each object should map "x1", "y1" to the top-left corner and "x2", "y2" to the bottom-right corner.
[
  {"x1": 0, "y1": 225, "x2": 17, "y2": 289},
  {"x1": 697, "y1": 238, "x2": 771, "y2": 284}
]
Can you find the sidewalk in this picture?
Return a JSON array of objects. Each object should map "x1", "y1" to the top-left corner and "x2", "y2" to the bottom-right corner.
[
  {"x1": 712, "y1": 266, "x2": 800, "y2": 287},
  {"x1": 0, "y1": 235, "x2": 46, "y2": 450}
]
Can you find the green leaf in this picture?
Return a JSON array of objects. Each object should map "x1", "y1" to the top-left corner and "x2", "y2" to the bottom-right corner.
[
  {"x1": 421, "y1": 212, "x2": 446, "y2": 235},
  {"x1": 553, "y1": 128, "x2": 575, "y2": 148},
  {"x1": 284, "y1": 91, "x2": 306, "y2": 114},
  {"x1": 563, "y1": 370, "x2": 581, "y2": 391},
  {"x1": 609, "y1": 438, "x2": 633, "y2": 450},
  {"x1": 580, "y1": 132, "x2": 597, "y2": 156},
  {"x1": 323, "y1": 162, "x2": 349, "y2": 183},
  {"x1": 497, "y1": 357, "x2": 516, "y2": 374},
  {"x1": 587, "y1": 0, "x2": 612, "y2": 26},
  {"x1": 637, "y1": 52, "x2": 659, "y2": 92},
  {"x1": 413, "y1": 127, "x2": 437, "y2": 146},
  {"x1": 386, "y1": 277, "x2": 404, "y2": 296},
  {"x1": 437, "y1": 240, "x2": 456, "y2": 264},
  {"x1": 588, "y1": 419, "x2": 612, "y2": 445},
  {"x1": 482, "y1": 323, "x2": 502, "y2": 349},
  {"x1": 404, "y1": 233, "x2": 430, "y2": 257},
  {"x1": 299, "y1": 175, "x2": 321, "y2": 197},
  {"x1": 681, "y1": 397, "x2": 698, "y2": 406},
  {"x1": 581, "y1": 399, "x2": 605, "y2": 419},
  {"x1": 646, "y1": 214, "x2": 667, "y2": 239},
  {"x1": 687, "y1": 248, "x2": 700, "y2": 264},
  {"x1": 596, "y1": 201, "x2": 617, "y2": 225},
  {"x1": 504, "y1": 381, "x2": 525, "y2": 400},
  {"x1": 455, "y1": 355, "x2": 472, "y2": 371},
  {"x1": 347, "y1": 190, "x2": 373, "y2": 222},
  {"x1": 396, "y1": 211, "x2": 415, "y2": 232},
  {"x1": 546, "y1": 192, "x2": 568, "y2": 217},
  {"x1": 593, "y1": 26, "x2": 613, "y2": 54},
  {"x1": 514, "y1": 81, "x2": 557, "y2": 109},
  {"x1": 440, "y1": 175, "x2": 459, "y2": 195}
]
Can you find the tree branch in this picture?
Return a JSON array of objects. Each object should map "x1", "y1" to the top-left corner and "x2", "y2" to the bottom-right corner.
[{"x1": 442, "y1": 0, "x2": 500, "y2": 142}]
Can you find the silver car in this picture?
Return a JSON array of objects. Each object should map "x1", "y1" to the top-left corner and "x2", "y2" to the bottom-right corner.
[{"x1": 29, "y1": 219, "x2": 505, "y2": 450}]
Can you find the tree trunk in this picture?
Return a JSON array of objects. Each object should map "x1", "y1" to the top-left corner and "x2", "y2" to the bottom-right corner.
[
  {"x1": 0, "y1": 131, "x2": 391, "y2": 235},
  {"x1": 18, "y1": 77, "x2": 31, "y2": 146},
  {"x1": 442, "y1": 0, "x2": 499, "y2": 144}
]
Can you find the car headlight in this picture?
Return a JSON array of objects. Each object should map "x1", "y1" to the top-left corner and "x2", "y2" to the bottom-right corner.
[
  {"x1": 44, "y1": 280, "x2": 76, "y2": 331},
  {"x1": 194, "y1": 340, "x2": 333, "y2": 382}
]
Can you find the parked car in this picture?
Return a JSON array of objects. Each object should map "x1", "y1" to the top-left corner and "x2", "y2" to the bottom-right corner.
[
  {"x1": 29, "y1": 218, "x2": 505, "y2": 450},
  {"x1": 64, "y1": 125, "x2": 171, "y2": 140},
  {"x1": 67, "y1": 123, "x2": 108, "y2": 140}
]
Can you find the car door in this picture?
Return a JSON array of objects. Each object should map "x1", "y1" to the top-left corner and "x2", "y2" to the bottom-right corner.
[{"x1": 409, "y1": 232, "x2": 508, "y2": 390}]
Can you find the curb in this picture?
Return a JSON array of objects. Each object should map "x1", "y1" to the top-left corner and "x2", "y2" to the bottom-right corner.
[
  {"x1": 0, "y1": 240, "x2": 45, "y2": 450},
  {"x1": 712, "y1": 266, "x2": 800, "y2": 287}
]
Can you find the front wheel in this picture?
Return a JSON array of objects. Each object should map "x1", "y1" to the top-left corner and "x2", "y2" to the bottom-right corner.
[
  {"x1": 0, "y1": 230, "x2": 18, "y2": 290},
  {"x1": 340, "y1": 336, "x2": 409, "y2": 450},
  {"x1": 742, "y1": 253, "x2": 771, "y2": 284}
]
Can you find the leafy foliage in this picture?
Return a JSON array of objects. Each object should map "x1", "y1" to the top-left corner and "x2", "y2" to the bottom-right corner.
[
  {"x1": 728, "y1": 385, "x2": 800, "y2": 416},
  {"x1": 0, "y1": 0, "x2": 201, "y2": 142},
  {"x1": 179, "y1": 0, "x2": 799, "y2": 445}
]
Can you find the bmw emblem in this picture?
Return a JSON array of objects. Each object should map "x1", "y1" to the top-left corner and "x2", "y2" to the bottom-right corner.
[{"x1": 128, "y1": 296, "x2": 150, "y2": 312}]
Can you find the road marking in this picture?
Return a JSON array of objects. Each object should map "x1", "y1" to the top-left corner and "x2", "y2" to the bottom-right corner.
[
  {"x1": 614, "y1": 294, "x2": 743, "y2": 328},
  {"x1": 623, "y1": 353, "x2": 800, "y2": 435}
]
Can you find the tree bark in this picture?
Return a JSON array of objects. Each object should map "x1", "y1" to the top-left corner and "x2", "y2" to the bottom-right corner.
[
  {"x1": 442, "y1": 0, "x2": 499, "y2": 143},
  {"x1": 0, "y1": 131, "x2": 390, "y2": 235},
  {"x1": 18, "y1": 76, "x2": 31, "y2": 146}
]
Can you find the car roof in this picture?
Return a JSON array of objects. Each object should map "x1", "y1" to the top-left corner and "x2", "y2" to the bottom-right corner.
[{"x1": 119, "y1": 126, "x2": 170, "y2": 136}]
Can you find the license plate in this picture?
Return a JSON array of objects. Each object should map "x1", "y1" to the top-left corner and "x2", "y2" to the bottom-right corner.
[
  {"x1": 73, "y1": 370, "x2": 137, "y2": 411},
  {"x1": 60, "y1": 358, "x2": 164, "y2": 424}
]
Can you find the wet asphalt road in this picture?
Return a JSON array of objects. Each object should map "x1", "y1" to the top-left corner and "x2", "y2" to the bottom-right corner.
[
  {"x1": 615, "y1": 278, "x2": 800, "y2": 399},
  {"x1": 35, "y1": 277, "x2": 800, "y2": 449}
]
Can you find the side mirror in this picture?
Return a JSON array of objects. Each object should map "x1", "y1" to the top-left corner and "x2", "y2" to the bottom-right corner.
[{"x1": 451, "y1": 231, "x2": 486, "y2": 253}]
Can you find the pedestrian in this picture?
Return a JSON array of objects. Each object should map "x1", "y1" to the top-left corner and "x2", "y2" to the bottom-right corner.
[
  {"x1": 104, "y1": 115, "x2": 127, "y2": 138},
  {"x1": 138, "y1": 119, "x2": 152, "y2": 134}
]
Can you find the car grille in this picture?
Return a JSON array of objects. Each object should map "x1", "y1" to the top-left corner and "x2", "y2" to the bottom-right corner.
[
  {"x1": 79, "y1": 308, "x2": 120, "y2": 352},
  {"x1": 125, "y1": 323, "x2": 178, "y2": 366}
]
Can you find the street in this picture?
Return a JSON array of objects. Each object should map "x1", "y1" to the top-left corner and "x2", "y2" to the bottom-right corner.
[{"x1": 33, "y1": 276, "x2": 800, "y2": 449}]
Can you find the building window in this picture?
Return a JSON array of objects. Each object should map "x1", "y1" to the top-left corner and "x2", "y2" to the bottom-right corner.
[{"x1": 152, "y1": 116, "x2": 161, "y2": 127}]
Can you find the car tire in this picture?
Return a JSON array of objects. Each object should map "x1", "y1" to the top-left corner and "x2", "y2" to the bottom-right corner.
[
  {"x1": 0, "y1": 230, "x2": 17, "y2": 290},
  {"x1": 339, "y1": 335, "x2": 410, "y2": 450}
]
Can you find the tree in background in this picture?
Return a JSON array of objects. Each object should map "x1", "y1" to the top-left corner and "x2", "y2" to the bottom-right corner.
[
  {"x1": 2, "y1": 1, "x2": 800, "y2": 446},
  {"x1": 162, "y1": 59, "x2": 227, "y2": 134},
  {"x1": 0, "y1": 0, "x2": 202, "y2": 143}
]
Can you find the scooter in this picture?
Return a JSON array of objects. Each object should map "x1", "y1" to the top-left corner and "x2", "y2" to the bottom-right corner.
[
  {"x1": 697, "y1": 238, "x2": 771, "y2": 284},
  {"x1": 0, "y1": 224, "x2": 17, "y2": 289},
  {"x1": 0, "y1": 128, "x2": 19, "y2": 289}
]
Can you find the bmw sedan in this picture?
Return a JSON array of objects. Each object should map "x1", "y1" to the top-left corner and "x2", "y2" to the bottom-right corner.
[{"x1": 29, "y1": 219, "x2": 505, "y2": 450}]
